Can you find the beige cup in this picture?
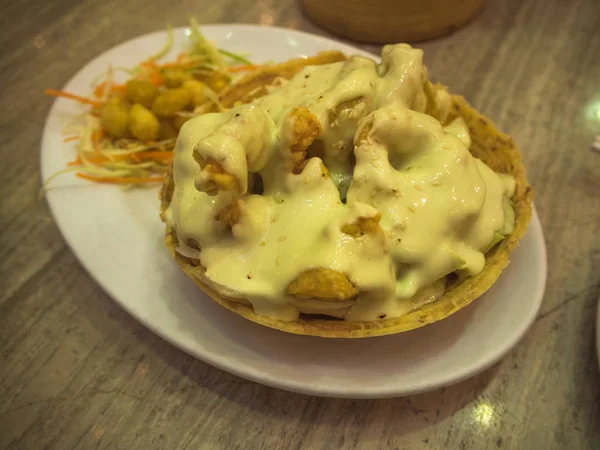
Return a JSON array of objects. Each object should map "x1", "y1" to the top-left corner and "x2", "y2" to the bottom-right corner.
[{"x1": 302, "y1": 0, "x2": 483, "y2": 43}]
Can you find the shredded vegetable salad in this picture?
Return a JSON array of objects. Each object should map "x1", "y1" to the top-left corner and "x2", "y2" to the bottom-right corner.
[{"x1": 43, "y1": 19, "x2": 260, "y2": 190}]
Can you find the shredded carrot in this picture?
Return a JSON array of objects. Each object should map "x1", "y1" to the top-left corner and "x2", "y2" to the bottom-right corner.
[
  {"x1": 69, "y1": 151, "x2": 172, "y2": 166},
  {"x1": 67, "y1": 155, "x2": 83, "y2": 166},
  {"x1": 160, "y1": 61, "x2": 180, "y2": 69},
  {"x1": 44, "y1": 89, "x2": 103, "y2": 107},
  {"x1": 159, "y1": 60, "x2": 198, "y2": 70},
  {"x1": 130, "y1": 151, "x2": 172, "y2": 163},
  {"x1": 137, "y1": 151, "x2": 173, "y2": 162},
  {"x1": 76, "y1": 173, "x2": 165, "y2": 184},
  {"x1": 94, "y1": 82, "x2": 126, "y2": 98},
  {"x1": 42, "y1": 20, "x2": 250, "y2": 191},
  {"x1": 92, "y1": 129, "x2": 104, "y2": 152},
  {"x1": 140, "y1": 59, "x2": 159, "y2": 69},
  {"x1": 69, "y1": 156, "x2": 109, "y2": 166},
  {"x1": 228, "y1": 64, "x2": 262, "y2": 73},
  {"x1": 149, "y1": 72, "x2": 164, "y2": 86},
  {"x1": 93, "y1": 83, "x2": 104, "y2": 99}
]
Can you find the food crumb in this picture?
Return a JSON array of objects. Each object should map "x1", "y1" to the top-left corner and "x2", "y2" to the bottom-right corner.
[{"x1": 278, "y1": 236, "x2": 287, "y2": 242}]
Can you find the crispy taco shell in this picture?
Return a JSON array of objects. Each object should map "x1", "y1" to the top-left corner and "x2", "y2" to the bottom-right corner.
[{"x1": 160, "y1": 80, "x2": 532, "y2": 338}]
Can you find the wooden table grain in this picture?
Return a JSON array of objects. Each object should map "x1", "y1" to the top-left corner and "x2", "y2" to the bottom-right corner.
[{"x1": 1, "y1": 0, "x2": 599, "y2": 448}]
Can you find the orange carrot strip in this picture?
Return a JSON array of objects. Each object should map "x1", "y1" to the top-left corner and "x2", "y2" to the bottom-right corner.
[
  {"x1": 69, "y1": 155, "x2": 112, "y2": 166},
  {"x1": 93, "y1": 82, "x2": 106, "y2": 98},
  {"x1": 67, "y1": 155, "x2": 83, "y2": 166},
  {"x1": 69, "y1": 151, "x2": 172, "y2": 167},
  {"x1": 228, "y1": 64, "x2": 262, "y2": 73},
  {"x1": 140, "y1": 60, "x2": 159, "y2": 69},
  {"x1": 128, "y1": 151, "x2": 172, "y2": 163},
  {"x1": 76, "y1": 173, "x2": 165, "y2": 184},
  {"x1": 44, "y1": 89, "x2": 103, "y2": 107},
  {"x1": 110, "y1": 84, "x2": 126, "y2": 94},
  {"x1": 63, "y1": 136, "x2": 80, "y2": 142},
  {"x1": 92, "y1": 129, "x2": 104, "y2": 152},
  {"x1": 144, "y1": 151, "x2": 172, "y2": 157},
  {"x1": 149, "y1": 72, "x2": 164, "y2": 87},
  {"x1": 94, "y1": 82, "x2": 126, "y2": 98},
  {"x1": 71, "y1": 156, "x2": 110, "y2": 166},
  {"x1": 160, "y1": 61, "x2": 197, "y2": 70},
  {"x1": 136, "y1": 151, "x2": 173, "y2": 162}
]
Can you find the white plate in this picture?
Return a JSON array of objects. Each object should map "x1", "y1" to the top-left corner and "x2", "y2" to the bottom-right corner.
[{"x1": 41, "y1": 25, "x2": 547, "y2": 398}]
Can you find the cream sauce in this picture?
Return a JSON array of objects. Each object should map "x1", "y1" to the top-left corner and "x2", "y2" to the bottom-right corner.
[{"x1": 165, "y1": 44, "x2": 515, "y2": 322}]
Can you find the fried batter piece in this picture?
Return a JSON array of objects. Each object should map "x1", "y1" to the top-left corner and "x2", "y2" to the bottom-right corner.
[
  {"x1": 423, "y1": 81, "x2": 451, "y2": 125},
  {"x1": 288, "y1": 107, "x2": 322, "y2": 174},
  {"x1": 328, "y1": 97, "x2": 365, "y2": 127},
  {"x1": 215, "y1": 199, "x2": 241, "y2": 229},
  {"x1": 194, "y1": 154, "x2": 239, "y2": 195},
  {"x1": 341, "y1": 212, "x2": 382, "y2": 237},
  {"x1": 355, "y1": 120, "x2": 372, "y2": 145},
  {"x1": 286, "y1": 268, "x2": 359, "y2": 300}
]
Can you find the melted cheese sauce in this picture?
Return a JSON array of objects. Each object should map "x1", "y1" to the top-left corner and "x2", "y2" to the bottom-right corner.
[{"x1": 164, "y1": 44, "x2": 515, "y2": 322}]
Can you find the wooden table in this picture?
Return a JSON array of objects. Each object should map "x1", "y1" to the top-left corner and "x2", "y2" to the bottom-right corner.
[{"x1": 1, "y1": 0, "x2": 599, "y2": 448}]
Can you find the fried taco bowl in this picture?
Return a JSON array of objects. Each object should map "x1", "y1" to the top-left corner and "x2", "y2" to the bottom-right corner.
[{"x1": 160, "y1": 45, "x2": 532, "y2": 338}]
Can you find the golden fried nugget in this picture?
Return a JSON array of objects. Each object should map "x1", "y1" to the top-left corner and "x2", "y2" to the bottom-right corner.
[
  {"x1": 329, "y1": 97, "x2": 365, "y2": 126},
  {"x1": 193, "y1": 154, "x2": 239, "y2": 195},
  {"x1": 215, "y1": 199, "x2": 241, "y2": 229},
  {"x1": 288, "y1": 107, "x2": 322, "y2": 174},
  {"x1": 341, "y1": 213, "x2": 382, "y2": 237},
  {"x1": 286, "y1": 268, "x2": 359, "y2": 300}
]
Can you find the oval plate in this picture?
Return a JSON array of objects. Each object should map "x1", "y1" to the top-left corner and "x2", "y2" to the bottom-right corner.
[{"x1": 41, "y1": 24, "x2": 547, "y2": 398}]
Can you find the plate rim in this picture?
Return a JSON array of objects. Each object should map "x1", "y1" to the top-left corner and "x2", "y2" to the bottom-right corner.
[{"x1": 41, "y1": 24, "x2": 547, "y2": 398}]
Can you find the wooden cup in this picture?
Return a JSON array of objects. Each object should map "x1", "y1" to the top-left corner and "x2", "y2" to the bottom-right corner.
[{"x1": 302, "y1": 0, "x2": 483, "y2": 43}]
